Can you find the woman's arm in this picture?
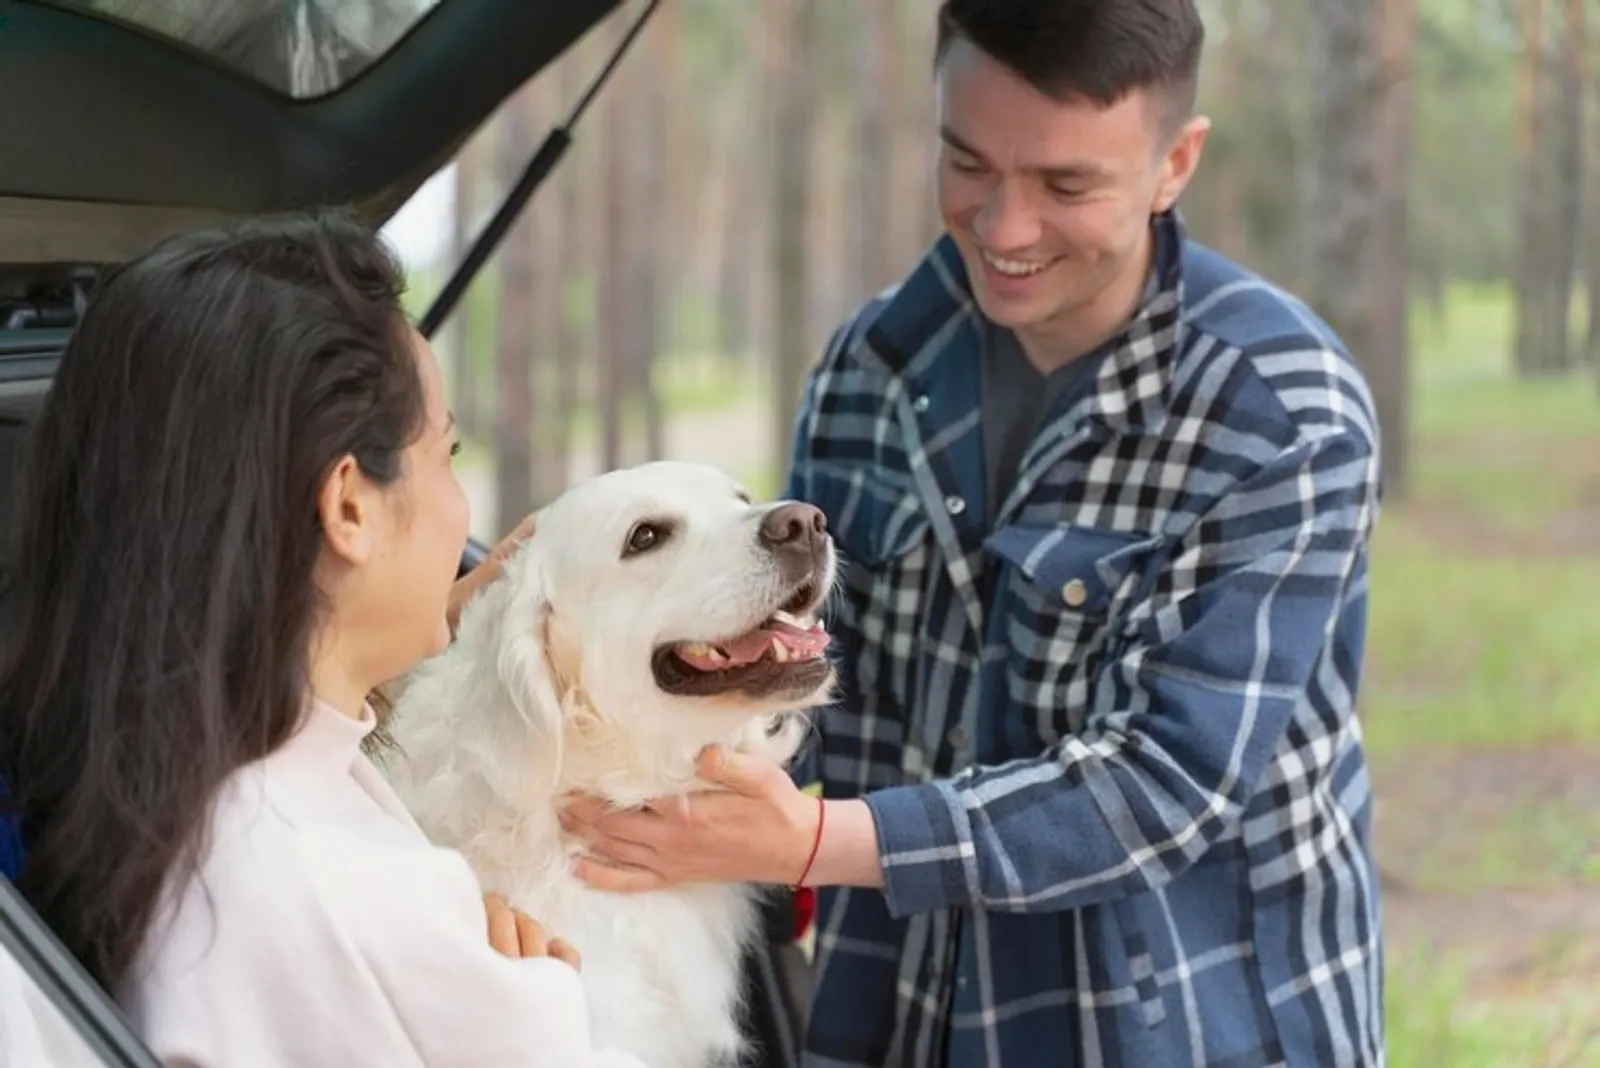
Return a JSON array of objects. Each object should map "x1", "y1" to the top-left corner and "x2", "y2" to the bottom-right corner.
[{"x1": 125, "y1": 801, "x2": 644, "y2": 1068}]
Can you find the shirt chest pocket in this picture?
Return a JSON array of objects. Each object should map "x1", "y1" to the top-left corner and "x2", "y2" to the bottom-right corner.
[{"x1": 983, "y1": 522, "x2": 1165, "y2": 741}]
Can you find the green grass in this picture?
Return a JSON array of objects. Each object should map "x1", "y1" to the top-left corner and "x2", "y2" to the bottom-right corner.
[
  {"x1": 1367, "y1": 281, "x2": 1600, "y2": 1065},
  {"x1": 1363, "y1": 525, "x2": 1600, "y2": 752},
  {"x1": 1363, "y1": 281, "x2": 1600, "y2": 752},
  {"x1": 1386, "y1": 957, "x2": 1600, "y2": 1068}
]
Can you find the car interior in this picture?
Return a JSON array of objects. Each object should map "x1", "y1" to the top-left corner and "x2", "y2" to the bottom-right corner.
[{"x1": 0, "y1": 1, "x2": 808, "y2": 1063}]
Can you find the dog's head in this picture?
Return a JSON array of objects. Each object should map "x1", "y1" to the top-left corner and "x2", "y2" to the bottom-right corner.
[{"x1": 465, "y1": 461, "x2": 836, "y2": 785}]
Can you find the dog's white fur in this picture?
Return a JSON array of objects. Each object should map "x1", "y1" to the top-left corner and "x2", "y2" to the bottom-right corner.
[{"x1": 379, "y1": 461, "x2": 835, "y2": 1068}]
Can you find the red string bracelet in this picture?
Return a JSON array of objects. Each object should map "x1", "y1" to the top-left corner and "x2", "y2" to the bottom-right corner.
[{"x1": 795, "y1": 795, "x2": 826, "y2": 887}]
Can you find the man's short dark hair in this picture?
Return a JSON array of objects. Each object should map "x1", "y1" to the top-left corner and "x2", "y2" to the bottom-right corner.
[{"x1": 935, "y1": 0, "x2": 1205, "y2": 130}]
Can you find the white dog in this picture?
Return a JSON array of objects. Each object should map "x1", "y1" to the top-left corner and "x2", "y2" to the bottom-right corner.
[{"x1": 378, "y1": 461, "x2": 836, "y2": 1068}]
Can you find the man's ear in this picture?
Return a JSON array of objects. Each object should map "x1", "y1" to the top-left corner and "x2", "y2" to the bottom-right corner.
[
  {"x1": 1152, "y1": 113, "x2": 1211, "y2": 215},
  {"x1": 318, "y1": 454, "x2": 382, "y2": 565}
]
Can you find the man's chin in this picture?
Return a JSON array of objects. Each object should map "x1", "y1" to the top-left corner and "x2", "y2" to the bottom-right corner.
[{"x1": 970, "y1": 285, "x2": 1062, "y2": 333}]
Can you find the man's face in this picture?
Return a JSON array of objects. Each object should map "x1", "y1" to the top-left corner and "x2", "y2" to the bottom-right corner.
[{"x1": 934, "y1": 37, "x2": 1206, "y2": 343}]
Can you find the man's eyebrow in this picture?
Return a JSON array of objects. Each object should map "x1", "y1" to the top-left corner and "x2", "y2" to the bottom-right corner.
[
  {"x1": 1038, "y1": 161, "x2": 1114, "y2": 183},
  {"x1": 938, "y1": 124, "x2": 981, "y2": 157}
]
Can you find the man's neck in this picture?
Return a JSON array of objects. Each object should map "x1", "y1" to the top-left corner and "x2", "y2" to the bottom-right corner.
[{"x1": 1014, "y1": 223, "x2": 1155, "y2": 374}]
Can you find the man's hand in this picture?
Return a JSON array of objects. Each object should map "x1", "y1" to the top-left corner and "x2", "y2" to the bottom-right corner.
[
  {"x1": 483, "y1": 892, "x2": 581, "y2": 970},
  {"x1": 447, "y1": 513, "x2": 537, "y2": 637},
  {"x1": 559, "y1": 746, "x2": 823, "y2": 892}
]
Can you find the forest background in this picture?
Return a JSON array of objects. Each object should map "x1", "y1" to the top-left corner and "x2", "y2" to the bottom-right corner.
[{"x1": 383, "y1": 2, "x2": 1600, "y2": 1061}]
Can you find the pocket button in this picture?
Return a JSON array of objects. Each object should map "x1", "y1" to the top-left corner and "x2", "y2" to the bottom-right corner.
[{"x1": 1061, "y1": 577, "x2": 1088, "y2": 608}]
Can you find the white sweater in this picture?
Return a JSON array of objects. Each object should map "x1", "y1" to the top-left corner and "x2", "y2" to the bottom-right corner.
[{"x1": 119, "y1": 700, "x2": 647, "y2": 1068}]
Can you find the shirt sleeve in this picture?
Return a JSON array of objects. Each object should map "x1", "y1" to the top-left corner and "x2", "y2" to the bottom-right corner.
[{"x1": 861, "y1": 428, "x2": 1379, "y2": 918}]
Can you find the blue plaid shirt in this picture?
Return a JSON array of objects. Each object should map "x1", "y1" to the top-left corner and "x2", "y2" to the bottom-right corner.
[{"x1": 785, "y1": 212, "x2": 1384, "y2": 1068}]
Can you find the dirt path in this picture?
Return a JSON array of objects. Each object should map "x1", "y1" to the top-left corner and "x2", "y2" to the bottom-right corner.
[{"x1": 1374, "y1": 744, "x2": 1600, "y2": 1035}]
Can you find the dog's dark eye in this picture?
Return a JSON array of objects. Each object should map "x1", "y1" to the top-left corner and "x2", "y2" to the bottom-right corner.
[{"x1": 623, "y1": 521, "x2": 670, "y2": 557}]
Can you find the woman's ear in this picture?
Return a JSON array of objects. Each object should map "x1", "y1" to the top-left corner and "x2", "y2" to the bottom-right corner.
[{"x1": 318, "y1": 454, "x2": 381, "y2": 565}]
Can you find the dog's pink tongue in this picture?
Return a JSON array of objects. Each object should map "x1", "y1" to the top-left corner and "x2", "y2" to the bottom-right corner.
[{"x1": 678, "y1": 619, "x2": 830, "y2": 670}]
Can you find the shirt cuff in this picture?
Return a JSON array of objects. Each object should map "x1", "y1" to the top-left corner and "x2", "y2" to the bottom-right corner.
[{"x1": 864, "y1": 780, "x2": 975, "y2": 918}]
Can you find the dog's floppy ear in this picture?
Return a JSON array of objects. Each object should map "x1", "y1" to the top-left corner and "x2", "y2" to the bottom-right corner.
[{"x1": 480, "y1": 518, "x2": 570, "y2": 794}]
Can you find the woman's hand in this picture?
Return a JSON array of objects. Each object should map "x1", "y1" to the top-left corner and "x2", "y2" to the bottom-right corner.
[
  {"x1": 483, "y1": 892, "x2": 582, "y2": 971},
  {"x1": 447, "y1": 513, "x2": 537, "y2": 637}
]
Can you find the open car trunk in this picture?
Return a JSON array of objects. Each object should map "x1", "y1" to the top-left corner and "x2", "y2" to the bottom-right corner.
[
  {"x1": 1, "y1": 0, "x2": 636, "y2": 594},
  {"x1": 0, "y1": 0, "x2": 622, "y2": 263},
  {"x1": 0, "y1": 2, "x2": 810, "y2": 1064}
]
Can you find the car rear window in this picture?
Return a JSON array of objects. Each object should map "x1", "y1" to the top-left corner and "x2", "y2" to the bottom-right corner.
[{"x1": 38, "y1": 0, "x2": 444, "y2": 98}]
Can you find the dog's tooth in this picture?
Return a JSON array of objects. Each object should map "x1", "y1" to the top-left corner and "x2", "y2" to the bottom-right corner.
[
  {"x1": 772, "y1": 609, "x2": 798, "y2": 627},
  {"x1": 706, "y1": 646, "x2": 729, "y2": 664},
  {"x1": 770, "y1": 636, "x2": 789, "y2": 662}
]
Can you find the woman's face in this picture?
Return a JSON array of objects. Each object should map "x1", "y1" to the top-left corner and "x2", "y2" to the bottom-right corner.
[
  {"x1": 316, "y1": 328, "x2": 471, "y2": 698},
  {"x1": 382, "y1": 328, "x2": 472, "y2": 663}
]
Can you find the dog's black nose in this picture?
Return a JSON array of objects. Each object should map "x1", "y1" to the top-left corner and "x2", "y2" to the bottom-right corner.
[{"x1": 760, "y1": 502, "x2": 826, "y2": 550}]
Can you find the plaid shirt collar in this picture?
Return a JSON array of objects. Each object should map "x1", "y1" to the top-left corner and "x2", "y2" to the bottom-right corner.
[{"x1": 857, "y1": 209, "x2": 1188, "y2": 440}]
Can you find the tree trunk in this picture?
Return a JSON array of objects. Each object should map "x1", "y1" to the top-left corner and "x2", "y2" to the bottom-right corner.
[
  {"x1": 894, "y1": 0, "x2": 941, "y2": 270},
  {"x1": 529, "y1": 86, "x2": 566, "y2": 507},
  {"x1": 770, "y1": 0, "x2": 818, "y2": 480},
  {"x1": 1547, "y1": 0, "x2": 1586, "y2": 371},
  {"x1": 1588, "y1": 26, "x2": 1600, "y2": 372},
  {"x1": 1257, "y1": 1, "x2": 1306, "y2": 292},
  {"x1": 627, "y1": 13, "x2": 667, "y2": 461},
  {"x1": 598, "y1": 55, "x2": 628, "y2": 471},
  {"x1": 1369, "y1": 0, "x2": 1414, "y2": 500},
  {"x1": 851, "y1": 0, "x2": 896, "y2": 304},
  {"x1": 550, "y1": 52, "x2": 584, "y2": 490},
  {"x1": 714, "y1": 96, "x2": 754, "y2": 365},
  {"x1": 493, "y1": 91, "x2": 537, "y2": 533},
  {"x1": 1304, "y1": 0, "x2": 1379, "y2": 374},
  {"x1": 1197, "y1": 0, "x2": 1251, "y2": 264},
  {"x1": 745, "y1": 6, "x2": 777, "y2": 384},
  {"x1": 1514, "y1": 0, "x2": 1550, "y2": 375}
]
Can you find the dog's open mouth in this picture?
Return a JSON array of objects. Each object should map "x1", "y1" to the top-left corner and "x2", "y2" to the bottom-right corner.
[{"x1": 651, "y1": 582, "x2": 833, "y2": 698}]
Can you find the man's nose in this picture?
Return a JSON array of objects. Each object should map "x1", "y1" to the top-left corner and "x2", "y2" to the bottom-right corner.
[
  {"x1": 759, "y1": 502, "x2": 826, "y2": 552},
  {"x1": 973, "y1": 182, "x2": 1043, "y2": 251}
]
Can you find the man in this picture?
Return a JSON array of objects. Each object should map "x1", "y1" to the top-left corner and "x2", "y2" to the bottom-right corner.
[{"x1": 563, "y1": 2, "x2": 1385, "y2": 1065}]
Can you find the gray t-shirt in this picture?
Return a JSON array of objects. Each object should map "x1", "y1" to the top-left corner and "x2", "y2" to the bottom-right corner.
[{"x1": 979, "y1": 323, "x2": 1102, "y2": 523}]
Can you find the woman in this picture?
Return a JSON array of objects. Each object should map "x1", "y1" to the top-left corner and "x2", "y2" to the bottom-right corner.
[{"x1": 0, "y1": 213, "x2": 645, "y2": 1067}]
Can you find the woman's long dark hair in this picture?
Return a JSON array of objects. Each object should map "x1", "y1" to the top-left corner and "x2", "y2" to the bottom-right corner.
[{"x1": 0, "y1": 211, "x2": 427, "y2": 990}]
